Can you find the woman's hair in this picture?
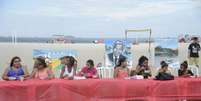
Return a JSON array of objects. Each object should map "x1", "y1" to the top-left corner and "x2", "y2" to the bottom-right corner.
[
  {"x1": 69, "y1": 56, "x2": 76, "y2": 67},
  {"x1": 59, "y1": 56, "x2": 65, "y2": 60},
  {"x1": 181, "y1": 61, "x2": 188, "y2": 69},
  {"x1": 10, "y1": 56, "x2": 21, "y2": 67},
  {"x1": 192, "y1": 37, "x2": 198, "y2": 41},
  {"x1": 160, "y1": 61, "x2": 168, "y2": 68},
  {"x1": 35, "y1": 57, "x2": 47, "y2": 69},
  {"x1": 63, "y1": 56, "x2": 75, "y2": 67},
  {"x1": 87, "y1": 59, "x2": 94, "y2": 67},
  {"x1": 138, "y1": 56, "x2": 148, "y2": 66},
  {"x1": 116, "y1": 56, "x2": 127, "y2": 67}
]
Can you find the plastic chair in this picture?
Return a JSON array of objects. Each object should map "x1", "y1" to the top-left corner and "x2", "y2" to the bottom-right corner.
[
  {"x1": 97, "y1": 67, "x2": 114, "y2": 78},
  {"x1": 189, "y1": 65, "x2": 199, "y2": 76}
]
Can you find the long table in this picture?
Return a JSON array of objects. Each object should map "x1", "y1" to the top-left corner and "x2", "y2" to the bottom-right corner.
[{"x1": 0, "y1": 78, "x2": 201, "y2": 101}]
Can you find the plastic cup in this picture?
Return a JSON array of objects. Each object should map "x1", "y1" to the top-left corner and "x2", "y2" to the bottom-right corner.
[{"x1": 19, "y1": 76, "x2": 24, "y2": 81}]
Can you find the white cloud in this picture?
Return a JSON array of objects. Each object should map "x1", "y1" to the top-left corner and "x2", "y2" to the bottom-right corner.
[
  {"x1": 6, "y1": 0, "x2": 201, "y2": 20},
  {"x1": 105, "y1": 0, "x2": 200, "y2": 20}
]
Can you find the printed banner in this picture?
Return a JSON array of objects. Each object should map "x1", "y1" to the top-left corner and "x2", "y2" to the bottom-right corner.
[
  {"x1": 155, "y1": 38, "x2": 179, "y2": 68},
  {"x1": 33, "y1": 49, "x2": 78, "y2": 77},
  {"x1": 105, "y1": 40, "x2": 132, "y2": 68}
]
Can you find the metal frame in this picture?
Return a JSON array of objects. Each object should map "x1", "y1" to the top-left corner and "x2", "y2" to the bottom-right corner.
[{"x1": 125, "y1": 28, "x2": 152, "y2": 63}]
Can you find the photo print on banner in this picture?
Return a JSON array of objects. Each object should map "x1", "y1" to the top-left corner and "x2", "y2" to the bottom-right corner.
[
  {"x1": 105, "y1": 40, "x2": 132, "y2": 68},
  {"x1": 155, "y1": 37, "x2": 179, "y2": 69},
  {"x1": 33, "y1": 49, "x2": 78, "y2": 77}
]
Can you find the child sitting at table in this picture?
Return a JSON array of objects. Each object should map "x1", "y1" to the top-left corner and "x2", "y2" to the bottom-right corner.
[
  {"x1": 178, "y1": 61, "x2": 193, "y2": 77},
  {"x1": 114, "y1": 57, "x2": 129, "y2": 79},
  {"x1": 30, "y1": 57, "x2": 54, "y2": 80},
  {"x1": 79, "y1": 59, "x2": 98, "y2": 78}
]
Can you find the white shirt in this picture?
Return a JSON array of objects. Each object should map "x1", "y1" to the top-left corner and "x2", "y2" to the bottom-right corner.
[{"x1": 63, "y1": 66, "x2": 74, "y2": 77}]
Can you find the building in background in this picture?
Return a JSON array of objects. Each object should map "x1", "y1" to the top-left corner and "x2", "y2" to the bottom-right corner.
[{"x1": 52, "y1": 35, "x2": 74, "y2": 44}]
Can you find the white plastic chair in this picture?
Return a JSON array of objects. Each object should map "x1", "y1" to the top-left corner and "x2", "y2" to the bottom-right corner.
[
  {"x1": 189, "y1": 65, "x2": 199, "y2": 76},
  {"x1": 97, "y1": 67, "x2": 114, "y2": 78},
  {"x1": 169, "y1": 67, "x2": 180, "y2": 76},
  {"x1": 168, "y1": 62, "x2": 180, "y2": 76}
]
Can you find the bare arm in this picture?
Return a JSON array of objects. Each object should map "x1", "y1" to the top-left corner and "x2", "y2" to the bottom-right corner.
[
  {"x1": 130, "y1": 67, "x2": 137, "y2": 76},
  {"x1": 188, "y1": 50, "x2": 191, "y2": 58},
  {"x1": 127, "y1": 68, "x2": 130, "y2": 76},
  {"x1": 29, "y1": 68, "x2": 37, "y2": 79},
  {"x1": 73, "y1": 63, "x2": 77, "y2": 77},
  {"x1": 47, "y1": 68, "x2": 55, "y2": 79},
  {"x1": 135, "y1": 65, "x2": 141, "y2": 74},
  {"x1": 113, "y1": 67, "x2": 119, "y2": 78},
  {"x1": 188, "y1": 44, "x2": 191, "y2": 58},
  {"x1": 2, "y1": 68, "x2": 9, "y2": 80},
  {"x1": 22, "y1": 65, "x2": 30, "y2": 78},
  {"x1": 60, "y1": 67, "x2": 65, "y2": 79},
  {"x1": 95, "y1": 69, "x2": 99, "y2": 77},
  {"x1": 147, "y1": 66, "x2": 152, "y2": 76}
]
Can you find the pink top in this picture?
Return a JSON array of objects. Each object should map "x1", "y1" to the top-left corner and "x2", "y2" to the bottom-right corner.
[
  {"x1": 34, "y1": 68, "x2": 52, "y2": 80},
  {"x1": 80, "y1": 67, "x2": 97, "y2": 78},
  {"x1": 116, "y1": 68, "x2": 129, "y2": 79}
]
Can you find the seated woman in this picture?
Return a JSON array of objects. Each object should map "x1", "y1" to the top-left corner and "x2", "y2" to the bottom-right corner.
[
  {"x1": 178, "y1": 61, "x2": 193, "y2": 77},
  {"x1": 79, "y1": 59, "x2": 98, "y2": 78},
  {"x1": 131, "y1": 56, "x2": 152, "y2": 79},
  {"x1": 2, "y1": 56, "x2": 29, "y2": 80},
  {"x1": 60, "y1": 56, "x2": 77, "y2": 79},
  {"x1": 114, "y1": 57, "x2": 129, "y2": 79},
  {"x1": 155, "y1": 61, "x2": 174, "y2": 80},
  {"x1": 158, "y1": 61, "x2": 171, "y2": 74},
  {"x1": 30, "y1": 57, "x2": 54, "y2": 80}
]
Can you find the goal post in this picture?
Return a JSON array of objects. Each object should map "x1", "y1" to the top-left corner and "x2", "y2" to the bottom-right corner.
[
  {"x1": 124, "y1": 28, "x2": 152, "y2": 65},
  {"x1": 125, "y1": 28, "x2": 152, "y2": 42}
]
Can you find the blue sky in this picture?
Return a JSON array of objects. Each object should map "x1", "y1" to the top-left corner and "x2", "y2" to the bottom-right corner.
[{"x1": 0, "y1": 0, "x2": 201, "y2": 38}]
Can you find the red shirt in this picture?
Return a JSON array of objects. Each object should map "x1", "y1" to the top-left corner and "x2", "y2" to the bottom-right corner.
[{"x1": 80, "y1": 67, "x2": 97, "y2": 78}]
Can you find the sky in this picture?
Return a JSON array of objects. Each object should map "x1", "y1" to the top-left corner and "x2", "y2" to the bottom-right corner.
[{"x1": 0, "y1": 0, "x2": 201, "y2": 38}]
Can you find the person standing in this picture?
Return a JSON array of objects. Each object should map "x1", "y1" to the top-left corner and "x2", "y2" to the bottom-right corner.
[{"x1": 188, "y1": 37, "x2": 200, "y2": 68}]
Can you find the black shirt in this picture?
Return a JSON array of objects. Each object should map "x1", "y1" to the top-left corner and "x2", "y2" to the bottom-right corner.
[
  {"x1": 188, "y1": 43, "x2": 200, "y2": 57},
  {"x1": 178, "y1": 69, "x2": 194, "y2": 76}
]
